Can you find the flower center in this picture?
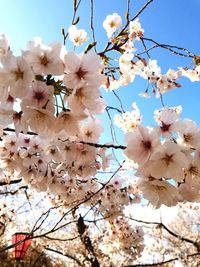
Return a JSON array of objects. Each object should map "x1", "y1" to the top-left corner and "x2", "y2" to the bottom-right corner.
[
  {"x1": 163, "y1": 154, "x2": 173, "y2": 166},
  {"x1": 40, "y1": 54, "x2": 49, "y2": 66},
  {"x1": 33, "y1": 91, "x2": 45, "y2": 102},
  {"x1": 76, "y1": 67, "x2": 87, "y2": 80},
  {"x1": 109, "y1": 21, "x2": 115, "y2": 28},
  {"x1": 14, "y1": 68, "x2": 24, "y2": 80},
  {"x1": 13, "y1": 111, "x2": 23, "y2": 121},
  {"x1": 183, "y1": 133, "x2": 193, "y2": 143},
  {"x1": 160, "y1": 122, "x2": 171, "y2": 132},
  {"x1": 142, "y1": 140, "x2": 152, "y2": 150},
  {"x1": 189, "y1": 165, "x2": 199, "y2": 176},
  {"x1": 85, "y1": 130, "x2": 92, "y2": 137}
]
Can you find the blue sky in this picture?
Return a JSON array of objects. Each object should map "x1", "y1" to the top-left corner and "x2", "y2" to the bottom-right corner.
[{"x1": 0, "y1": 0, "x2": 200, "y2": 143}]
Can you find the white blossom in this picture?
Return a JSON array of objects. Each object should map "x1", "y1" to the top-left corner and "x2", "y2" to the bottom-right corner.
[
  {"x1": 23, "y1": 37, "x2": 64, "y2": 75},
  {"x1": 149, "y1": 141, "x2": 188, "y2": 182},
  {"x1": 63, "y1": 51, "x2": 102, "y2": 88},
  {"x1": 68, "y1": 25, "x2": 88, "y2": 46},
  {"x1": 124, "y1": 125, "x2": 160, "y2": 164},
  {"x1": 103, "y1": 13, "x2": 122, "y2": 38},
  {"x1": 0, "y1": 33, "x2": 9, "y2": 57}
]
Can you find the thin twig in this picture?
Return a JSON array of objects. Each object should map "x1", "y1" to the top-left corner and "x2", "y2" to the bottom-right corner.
[
  {"x1": 90, "y1": 0, "x2": 97, "y2": 52},
  {"x1": 46, "y1": 247, "x2": 84, "y2": 267},
  {"x1": 141, "y1": 37, "x2": 195, "y2": 58},
  {"x1": 128, "y1": 216, "x2": 200, "y2": 252}
]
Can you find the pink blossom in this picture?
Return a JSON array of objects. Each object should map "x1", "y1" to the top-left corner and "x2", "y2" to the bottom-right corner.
[{"x1": 124, "y1": 125, "x2": 160, "y2": 164}]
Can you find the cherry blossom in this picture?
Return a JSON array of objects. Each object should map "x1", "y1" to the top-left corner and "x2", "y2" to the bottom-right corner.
[
  {"x1": 63, "y1": 51, "x2": 103, "y2": 89},
  {"x1": 129, "y1": 18, "x2": 144, "y2": 41},
  {"x1": 114, "y1": 102, "x2": 142, "y2": 132},
  {"x1": 154, "y1": 106, "x2": 181, "y2": 137},
  {"x1": 0, "y1": 33, "x2": 9, "y2": 57},
  {"x1": 1, "y1": 8, "x2": 200, "y2": 265},
  {"x1": 176, "y1": 119, "x2": 200, "y2": 149},
  {"x1": 67, "y1": 82, "x2": 105, "y2": 115},
  {"x1": 124, "y1": 125, "x2": 160, "y2": 164},
  {"x1": 103, "y1": 13, "x2": 122, "y2": 38},
  {"x1": 68, "y1": 25, "x2": 88, "y2": 46},
  {"x1": 23, "y1": 37, "x2": 64, "y2": 75},
  {"x1": 137, "y1": 178, "x2": 179, "y2": 208},
  {"x1": 148, "y1": 141, "x2": 188, "y2": 182}
]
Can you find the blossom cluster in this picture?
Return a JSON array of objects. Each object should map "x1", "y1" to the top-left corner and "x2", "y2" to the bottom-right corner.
[
  {"x1": 123, "y1": 106, "x2": 200, "y2": 208},
  {"x1": 0, "y1": 33, "x2": 111, "y2": 212},
  {"x1": 102, "y1": 14, "x2": 199, "y2": 95},
  {"x1": 114, "y1": 102, "x2": 142, "y2": 132},
  {"x1": 0, "y1": 33, "x2": 106, "y2": 136},
  {"x1": 0, "y1": 12, "x2": 200, "y2": 216},
  {"x1": 0, "y1": 32, "x2": 141, "y2": 219},
  {"x1": 0, "y1": 128, "x2": 141, "y2": 218},
  {"x1": 0, "y1": 35, "x2": 104, "y2": 150},
  {"x1": 0, "y1": 133, "x2": 109, "y2": 203},
  {"x1": 101, "y1": 217, "x2": 144, "y2": 259},
  {"x1": 97, "y1": 176, "x2": 141, "y2": 218},
  {"x1": 106, "y1": 55, "x2": 183, "y2": 94},
  {"x1": 181, "y1": 64, "x2": 200, "y2": 82},
  {"x1": 0, "y1": 201, "x2": 15, "y2": 231}
]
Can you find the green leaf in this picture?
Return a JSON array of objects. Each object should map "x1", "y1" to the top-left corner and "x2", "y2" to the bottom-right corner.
[
  {"x1": 54, "y1": 85, "x2": 62, "y2": 95},
  {"x1": 35, "y1": 75, "x2": 44, "y2": 82}
]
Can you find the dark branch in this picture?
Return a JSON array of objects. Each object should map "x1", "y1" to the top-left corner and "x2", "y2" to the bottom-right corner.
[
  {"x1": 128, "y1": 217, "x2": 200, "y2": 252},
  {"x1": 141, "y1": 37, "x2": 195, "y2": 58},
  {"x1": 90, "y1": 0, "x2": 97, "y2": 52},
  {"x1": 123, "y1": 257, "x2": 178, "y2": 267},
  {"x1": 0, "y1": 179, "x2": 22, "y2": 186},
  {"x1": 46, "y1": 247, "x2": 84, "y2": 266},
  {"x1": 80, "y1": 141, "x2": 126, "y2": 150},
  {"x1": 77, "y1": 215, "x2": 100, "y2": 267},
  {"x1": 0, "y1": 185, "x2": 28, "y2": 195}
]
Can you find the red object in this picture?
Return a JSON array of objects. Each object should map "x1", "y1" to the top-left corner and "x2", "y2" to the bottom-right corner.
[{"x1": 12, "y1": 232, "x2": 32, "y2": 260}]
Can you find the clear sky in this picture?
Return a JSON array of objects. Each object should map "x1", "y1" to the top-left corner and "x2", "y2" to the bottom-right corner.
[{"x1": 0, "y1": 0, "x2": 200, "y2": 142}]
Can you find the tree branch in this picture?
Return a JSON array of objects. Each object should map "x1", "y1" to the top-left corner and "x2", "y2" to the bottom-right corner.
[
  {"x1": 0, "y1": 185, "x2": 28, "y2": 195},
  {"x1": 77, "y1": 215, "x2": 100, "y2": 267},
  {"x1": 128, "y1": 217, "x2": 200, "y2": 252},
  {"x1": 123, "y1": 257, "x2": 178, "y2": 267},
  {"x1": 46, "y1": 247, "x2": 84, "y2": 267},
  {"x1": 0, "y1": 179, "x2": 22, "y2": 186}
]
